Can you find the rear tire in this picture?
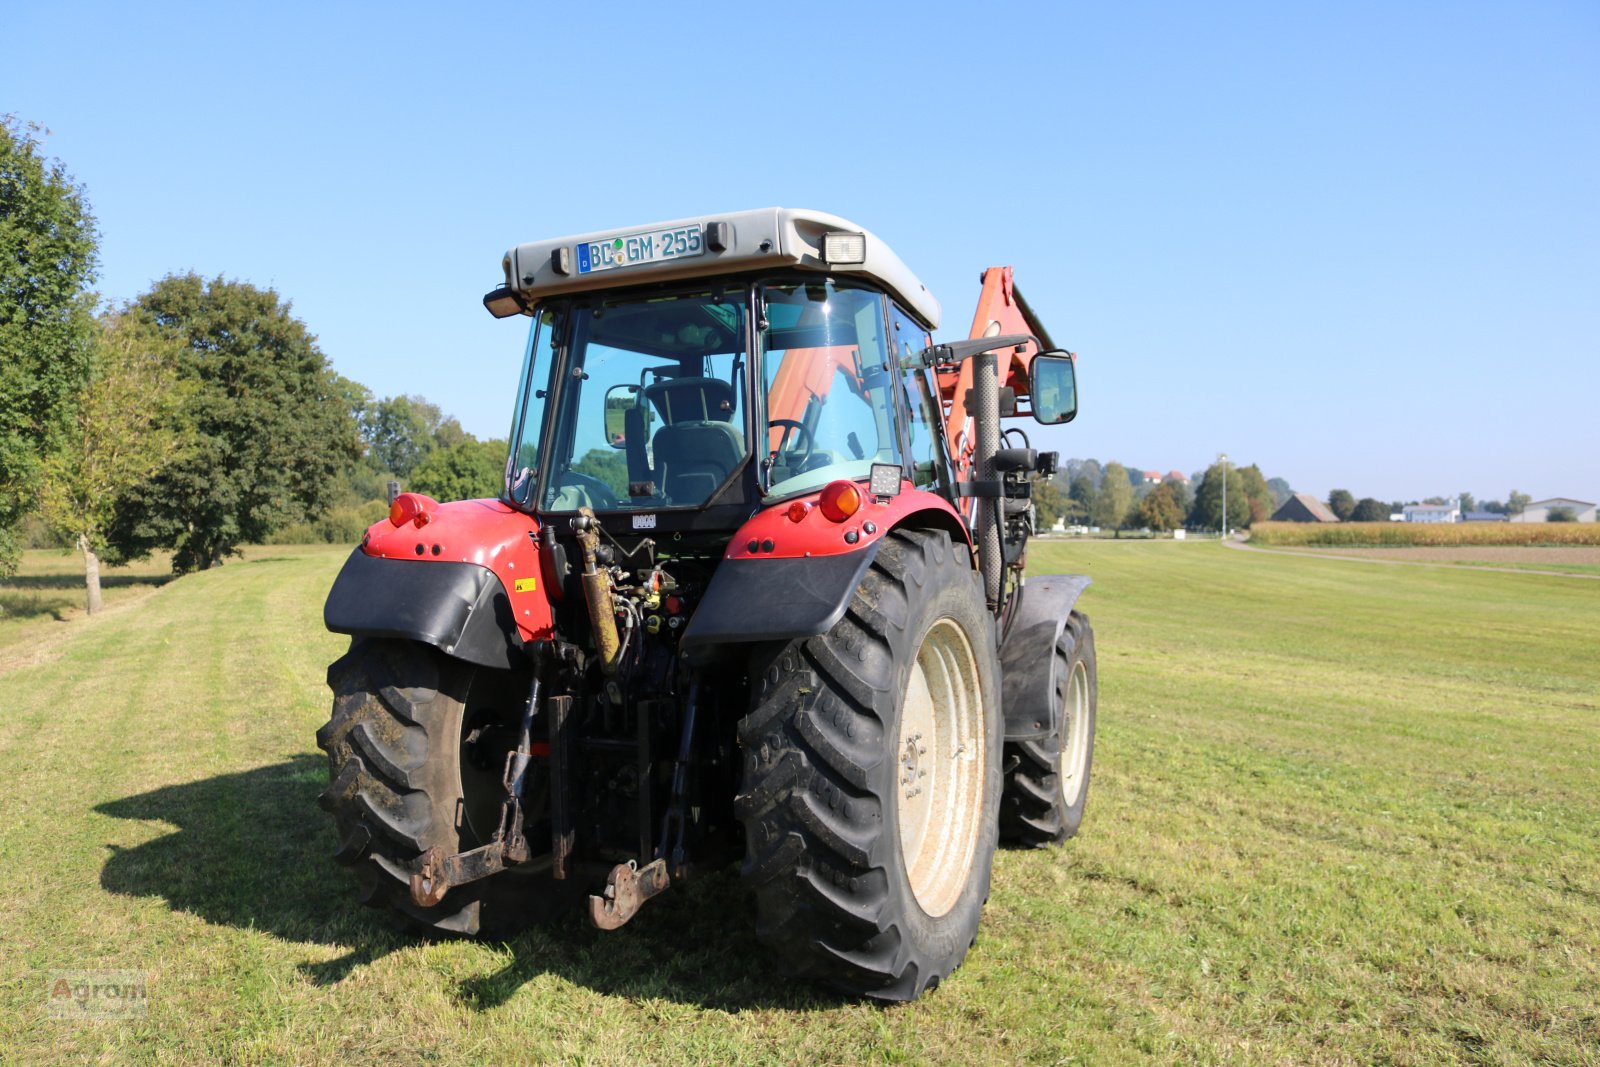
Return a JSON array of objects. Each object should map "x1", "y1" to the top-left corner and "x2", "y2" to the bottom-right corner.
[
  {"x1": 1000, "y1": 610, "x2": 1097, "y2": 847},
  {"x1": 316, "y1": 638, "x2": 564, "y2": 936},
  {"x1": 736, "y1": 529, "x2": 1002, "y2": 1001}
]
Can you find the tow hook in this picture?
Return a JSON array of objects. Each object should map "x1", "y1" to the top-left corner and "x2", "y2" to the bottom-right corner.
[
  {"x1": 410, "y1": 842, "x2": 508, "y2": 907},
  {"x1": 588, "y1": 858, "x2": 670, "y2": 930}
]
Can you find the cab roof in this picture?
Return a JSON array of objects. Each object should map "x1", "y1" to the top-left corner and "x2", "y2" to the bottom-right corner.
[{"x1": 499, "y1": 207, "x2": 941, "y2": 329}]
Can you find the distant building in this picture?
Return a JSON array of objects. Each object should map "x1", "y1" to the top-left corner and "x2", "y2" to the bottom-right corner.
[
  {"x1": 1462, "y1": 511, "x2": 1508, "y2": 522},
  {"x1": 1404, "y1": 503, "x2": 1460, "y2": 523},
  {"x1": 1165, "y1": 470, "x2": 1190, "y2": 485},
  {"x1": 1141, "y1": 470, "x2": 1164, "y2": 485},
  {"x1": 1509, "y1": 498, "x2": 1597, "y2": 523},
  {"x1": 1271, "y1": 493, "x2": 1340, "y2": 523}
]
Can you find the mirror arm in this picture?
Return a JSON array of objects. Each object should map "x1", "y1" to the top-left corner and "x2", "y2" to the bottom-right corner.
[{"x1": 914, "y1": 334, "x2": 1039, "y2": 369}]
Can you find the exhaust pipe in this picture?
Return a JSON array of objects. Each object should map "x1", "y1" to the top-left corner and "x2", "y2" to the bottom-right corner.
[{"x1": 973, "y1": 348, "x2": 1003, "y2": 608}]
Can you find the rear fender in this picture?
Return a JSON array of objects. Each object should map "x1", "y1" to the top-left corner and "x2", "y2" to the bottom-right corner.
[
  {"x1": 324, "y1": 498, "x2": 552, "y2": 668},
  {"x1": 998, "y1": 574, "x2": 1091, "y2": 740},
  {"x1": 324, "y1": 549, "x2": 530, "y2": 669},
  {"x1": 680, "y1": 483, "x2": 972, "y2": 657}
]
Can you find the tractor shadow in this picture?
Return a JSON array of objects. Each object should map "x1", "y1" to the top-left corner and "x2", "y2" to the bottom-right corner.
[
  {"x1": 5, "y1": 572, "x2": 174, "y2": 591},
  {"x1": 95, "y1": 755, "x2": 839, "y2": 1011}
]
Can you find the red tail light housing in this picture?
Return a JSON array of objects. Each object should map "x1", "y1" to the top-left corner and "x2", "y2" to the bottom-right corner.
[
  {"x1": 389, "y1": 492, "x2": 439, "y2": 529},
  {"x1": 818, "y1": 480, "x2": 863, "y2": 523}
]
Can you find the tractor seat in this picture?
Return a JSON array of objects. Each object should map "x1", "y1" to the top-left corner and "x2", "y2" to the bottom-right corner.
[
  {"x1": 643, "y1": 376, "x2": 745, "y2": 502},
  {"x1": 644, "y1": 376, "x2": 736, "y2": 424}
]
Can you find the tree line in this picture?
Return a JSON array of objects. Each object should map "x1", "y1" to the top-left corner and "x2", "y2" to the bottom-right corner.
[
  {"x1": 1, "y1": 117, "x2": 504, "y2": 610},
  {"x1": 1031, "y1": 457, "x2": 1292, "y2": 534},
  {"x1": 1323, "y1": 489, "x2": 1539, "y2": 521}
]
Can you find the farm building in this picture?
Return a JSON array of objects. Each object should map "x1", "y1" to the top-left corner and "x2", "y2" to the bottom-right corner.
[
  {"x1": 1509, "y1": 498, "x2": 1597, "y2": 523},
  {"x1": 1271, "y1": 493, "x2": 1340, "y2": 523},
  {"x1": 1404, "y1": 503, "x2": 1460, "y2": 523},
  {"x1": 1462, "y1": 511, "x2": 1509, "y2": 522}
]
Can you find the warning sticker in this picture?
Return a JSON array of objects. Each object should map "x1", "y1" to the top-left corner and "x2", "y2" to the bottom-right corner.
[{"x1": 513, "y1": 577, "x2": 538, "y2": 593}]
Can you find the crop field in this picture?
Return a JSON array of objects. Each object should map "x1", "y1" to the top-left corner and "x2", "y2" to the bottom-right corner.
[
  {"x1": 1254, "y1": 545, "x2": 1600, "y2": 578},
  {"x1": 1248, "y1": 520, "x2": 1600, "y2": 548},
  {"x1": 1, "y1": 541, "x2": 1596, "y2": 1065}
]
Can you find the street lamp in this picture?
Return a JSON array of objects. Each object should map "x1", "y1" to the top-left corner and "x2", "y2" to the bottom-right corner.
[{"x1": 1219, "y1": 453, "x2": 1229, "y2": 540}]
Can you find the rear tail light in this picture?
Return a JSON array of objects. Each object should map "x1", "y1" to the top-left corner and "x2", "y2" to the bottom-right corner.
[
  {"x1": 389, "y1": 492, "x2": 439, "y2": 528},
  {"x1": 818, "y1": 480, "x2": 863, "y2": 522}
]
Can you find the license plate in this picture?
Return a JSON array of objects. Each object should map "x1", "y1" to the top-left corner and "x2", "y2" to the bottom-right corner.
[{"x1": 577, "y1": 226, "x2": 705, "y2": 274}]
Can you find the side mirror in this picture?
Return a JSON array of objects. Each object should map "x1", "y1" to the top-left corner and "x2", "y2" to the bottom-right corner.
[
  {"x1": 603, "y1": 384, "x2": 651, "y2": 448},
  {"x1": 1030, "y1": 351, "x2": 1078, "y2": 425}
]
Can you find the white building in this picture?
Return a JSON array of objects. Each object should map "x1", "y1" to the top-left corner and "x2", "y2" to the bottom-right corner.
[
  {"x1": 1509, "y1": 498, "x2": 1597, "y2": 523},
  {"x1": 1404, "y1": 502, "x2": 1460, "y2": 523}
]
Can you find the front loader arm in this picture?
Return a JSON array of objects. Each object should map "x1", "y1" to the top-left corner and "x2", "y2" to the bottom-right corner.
[{"x1": 938, "y1": 265, "x2": 1067, "y2": 502}]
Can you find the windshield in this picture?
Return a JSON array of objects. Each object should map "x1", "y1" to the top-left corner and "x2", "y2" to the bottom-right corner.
[
  {"x1": 507, "y1": 288, "x2": 750, "y2": 512},
  {"x1": 760, "y1": 280, "x2": 899, "y2": 499}
]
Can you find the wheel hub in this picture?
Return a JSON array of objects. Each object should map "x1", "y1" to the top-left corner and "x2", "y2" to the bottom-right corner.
[
  {"x1": 900, "y1": 733, "x2": 925, "y2": 798},
  {"x1": 896, "y1": 617, "x2": 985, "y2": 918}
]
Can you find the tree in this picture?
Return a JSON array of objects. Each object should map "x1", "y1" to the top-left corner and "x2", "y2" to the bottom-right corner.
[
  {"x1": 1351, "y1": 497, "x2": 1389, "y2": 522},
  {"x1": 0, "y1": 116, "x2": 98, "y2": 577},
  {"x1": 107, "y1": 274, "x2": 359, "y2": 572},
  {"x1": 410, "y1": 438, "x2": 508, "y2": 502},
  {"x1": 1507, "y1": 490, "x2": 1531, "y2": 516},
  {"x1": 1063, "y1": 457, "x2": 1102, "y2": 489},
  {"x1": 1166, "y1": 476, "x2": 1194, "y2": 519},
  {"x1": 1067, "y1": 474, "x2": 1096, "y2": 526},
  {"x1": 1266, "y1": 477, "x2": 1294, "y2": 509},
  {"x1": 1190, "y1": 461, "x2": 1248, "y2": 532},
  {"x1": 1459, "y1": 491, "x2": 1477, "y2": 514},
  {"x1": 1032, "y1": 476, "x2": 1065, "y2": 531},
  {"x1": 1136, "y1": 482, "x2": 1185, "y2": 532},
  {"x1": 35, "y1": 313, "x2": 190, "y2": 611},
  {"x1": 1547, "y1": 506, "x2": 1576, "y2": 523},
  {"x1": 1092, "y1": 461, "x2": 1133, "y2": 531},
  {"x1": 1327, "y1": 489, "x2": 1356, "y2": 521},
  {"x1": 1236, "y1": 464, "x2": 1274, "y2": 526},
  {"x1": 363, "y1": 393, "x2": 449, "y2": 480}
]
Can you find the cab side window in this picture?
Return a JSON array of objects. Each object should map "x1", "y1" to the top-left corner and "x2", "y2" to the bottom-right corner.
[{"x1": 891, "y1": 306, "x2": 943, "y2": 488}]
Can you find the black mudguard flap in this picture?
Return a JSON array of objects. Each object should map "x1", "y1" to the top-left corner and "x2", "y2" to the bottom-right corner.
[
  {"x1": 999, "y1": 574, "x2": 1091, "y2": 740},
  {"x1": 679, "y1": 544, "x2": 881, "y2": 656},
  {"x1": 323, "y1": 548, "x2": 528, "y2": 669}
]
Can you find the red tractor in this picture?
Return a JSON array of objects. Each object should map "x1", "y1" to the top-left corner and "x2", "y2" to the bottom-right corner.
[{"x1": 317, "y1": 209, "x2": 1096, "y2": 1000}]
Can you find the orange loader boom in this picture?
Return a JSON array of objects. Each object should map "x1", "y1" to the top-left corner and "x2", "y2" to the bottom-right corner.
[{"x1": 939, "y1": 265, "x2": 1071, "y2": 509}]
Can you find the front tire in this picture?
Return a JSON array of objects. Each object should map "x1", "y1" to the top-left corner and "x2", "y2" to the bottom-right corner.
[
  {"x1": 1000, "y1": 610, "x2": 1097, "y2": 846},
  {"x1": 736, "y1": 529, "x2": 1002, "y2": 1001}
]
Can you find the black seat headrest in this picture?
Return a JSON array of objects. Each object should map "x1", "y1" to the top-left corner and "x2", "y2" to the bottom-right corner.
[{"x1": 643, "y1": 376, "x2": 735, "y2": 424}]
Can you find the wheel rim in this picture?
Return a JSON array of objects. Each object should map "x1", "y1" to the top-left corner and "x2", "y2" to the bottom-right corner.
[
  {"x1": 455, "y1": 670, "x2": 524, "y2": 847},
  {"x1": 896, "y1": 617, "x2": 986, "y2": 918},
  {"x1": 1059, "y1": 658, "x2": 1091, "y2": 808}
]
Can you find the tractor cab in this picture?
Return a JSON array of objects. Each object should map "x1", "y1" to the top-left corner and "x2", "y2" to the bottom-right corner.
[{"x1": 488, "y1": 209, "x2": 953, "y2": 540}]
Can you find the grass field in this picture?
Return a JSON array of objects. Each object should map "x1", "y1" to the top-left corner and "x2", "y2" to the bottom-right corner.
[
  {"x1": 0, "y1": 549, "x2": 174, "y2": 661},
  {"x1": 2, "y1": 540, "x2": 1596, "y2": 1065}
]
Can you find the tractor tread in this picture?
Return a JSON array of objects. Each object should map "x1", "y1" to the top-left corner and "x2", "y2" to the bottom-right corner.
[{"x1": 737, "y1": 528, "x2": 1000, "y2": 1001}]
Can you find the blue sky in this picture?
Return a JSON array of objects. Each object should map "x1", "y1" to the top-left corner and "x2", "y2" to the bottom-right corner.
[{"x1": 7, "y1": 1, "x2": 1596, "y2": 504}]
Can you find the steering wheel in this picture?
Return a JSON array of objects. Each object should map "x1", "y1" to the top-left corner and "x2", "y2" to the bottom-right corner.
[
  {"x1": 768, "y1": 419, "x2": 814, "y2": 466},
  {"x1": 554, "y1": 470, "x2": 619, "y2": 510}
]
